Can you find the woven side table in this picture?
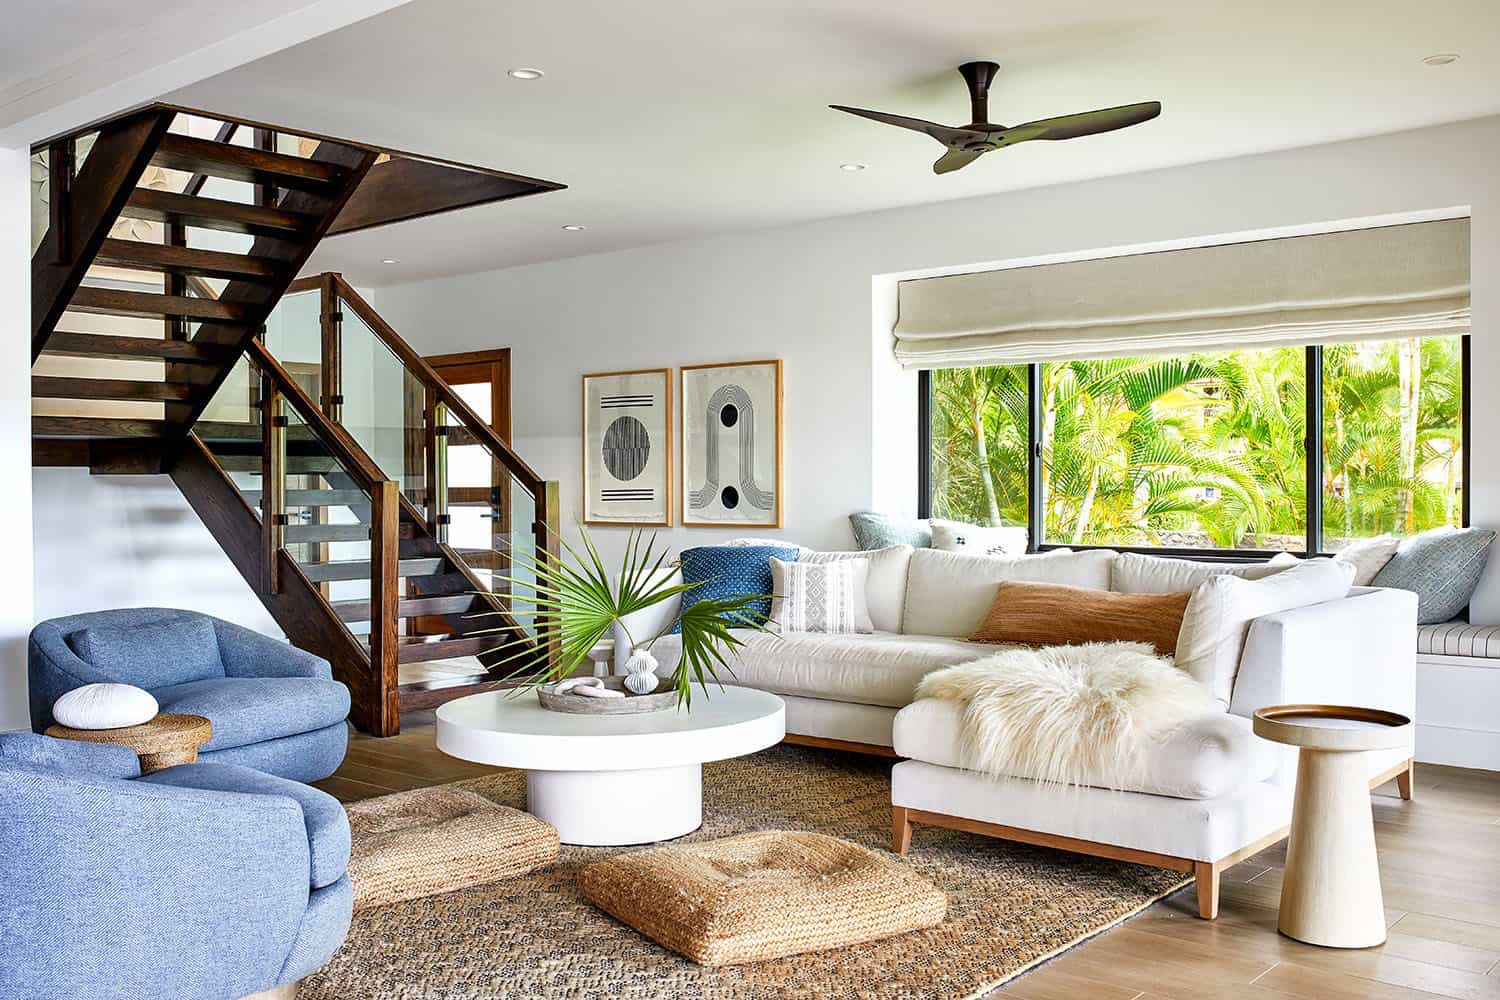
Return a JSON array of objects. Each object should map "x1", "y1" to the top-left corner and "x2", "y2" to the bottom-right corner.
[{"x1": 46, "y1": 714, "x2": 213, "y2": 773}]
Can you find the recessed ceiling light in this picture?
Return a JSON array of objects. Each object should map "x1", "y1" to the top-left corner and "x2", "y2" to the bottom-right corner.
[
  {"x1": 1422, "y1": 53, "x2": 1460, "y2": 66},
  {"x1": 839, "y1": 162, "x2": 868, "y2": 172},
  {"x1": 508, "y1": 67, "x2": 545, "y2": 80},
  {"x1": 561, "y1": 224, "x2": 586, "y2": 231},
  {"x1": 381, "y1": 258, "x2": 399, "y2": 265}
]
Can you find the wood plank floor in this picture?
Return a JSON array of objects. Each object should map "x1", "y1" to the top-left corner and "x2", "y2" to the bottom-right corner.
[{"x1": 319, "y1": 715, "x2": 1500, "y2": 1000}]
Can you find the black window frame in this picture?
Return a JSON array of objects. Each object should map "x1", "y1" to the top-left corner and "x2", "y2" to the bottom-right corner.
[{"x1": 918, "y1": 336, "x2": 1471, "y2": 561}]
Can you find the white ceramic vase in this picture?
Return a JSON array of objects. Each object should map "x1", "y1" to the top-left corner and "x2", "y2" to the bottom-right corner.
[{"x1": 622, "y1": 647, "x2": 660, "y2": 695}]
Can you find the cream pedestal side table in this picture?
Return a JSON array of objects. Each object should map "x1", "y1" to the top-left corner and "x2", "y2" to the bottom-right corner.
[{"x1": 1253, "y1": 704, "x2": 1412, "y2": 948}]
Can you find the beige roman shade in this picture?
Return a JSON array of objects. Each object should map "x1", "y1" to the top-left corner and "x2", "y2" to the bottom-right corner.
[{"x1": 894, "y1": 218, "x2": 1471, "y2": 370}]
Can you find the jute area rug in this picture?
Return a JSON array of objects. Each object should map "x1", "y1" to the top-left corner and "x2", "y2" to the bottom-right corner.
[{"x1": 303, "y1": 745, "x2": 1188, "y2": 1000}]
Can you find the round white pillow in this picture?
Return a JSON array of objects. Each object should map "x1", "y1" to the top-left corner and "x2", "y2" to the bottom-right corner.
[{"x1": 52, "y1": 683, "x2": 158, "y2": 730}]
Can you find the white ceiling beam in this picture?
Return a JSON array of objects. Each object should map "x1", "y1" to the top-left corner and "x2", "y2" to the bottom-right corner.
[{"x1": 0, "y1": 0, "x2": 416, "y2": 146}]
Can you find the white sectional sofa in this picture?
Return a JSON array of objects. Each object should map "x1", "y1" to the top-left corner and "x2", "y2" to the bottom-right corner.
[{"x1": 614, "y1": 544, "x2": 1417, "y2": 917}]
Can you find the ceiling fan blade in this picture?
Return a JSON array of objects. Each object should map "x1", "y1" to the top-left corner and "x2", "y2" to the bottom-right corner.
[
  {"x1": 1003, "y1": 101, "x2": 1161, "y2": 144},
  {"x1": 829, "y1": 105, "x2": 986, "y2": 146},
  {"x1": 933, "y1": 148, "x2": 984, "y2": 175}
]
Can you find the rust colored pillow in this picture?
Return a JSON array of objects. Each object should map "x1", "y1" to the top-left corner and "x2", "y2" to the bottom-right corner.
[{"x1": 969, "y1": 581, "x2": 1191, "y2": 655}]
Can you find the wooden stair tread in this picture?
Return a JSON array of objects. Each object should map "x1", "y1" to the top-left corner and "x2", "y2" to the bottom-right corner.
[
  {"x1": 242, "y1": 488, "x2": 368, "y2": 506},
  {"x1": 69, "y1": 286, "x2": 251, "y2": 323},
  {"x1": 33, "y1": 416, "x2": 167, "y2": 439},
  {"x1": 120, "y1": 189, "x2": 316, "y2": 238},
  {"x1": 41, "y1": 331, "x2": 235, "y2": 364},
  {"x1": 32, "y1": 376, "x2": 195, "y2": 402},
  {"x1": 213, "y1": 453, "x2": 338, "y2": 473},
  {"x1": 93, "y1": 239, "x2": 282, "y2": 283},
  {"x1": 284, "y1": 523, "x2": 371, "y2": 543},
  {"x1": 390, "y1": 633, "x2": 504, "y2": 663},
  {"x1": 152, "y1": 134, "x2": 344, "y2": 190},
  {"x1": 299, "y1": 556, "x2": 445, "y2": 582},
  {"x1": 331, "y1": 593, "x2": 483, "y2": 623}
]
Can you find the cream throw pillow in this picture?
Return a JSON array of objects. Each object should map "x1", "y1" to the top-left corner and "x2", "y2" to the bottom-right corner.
[
  {"x1": 1111, "y1": 550, "x2": 1297, "y2": 593},
  {"x1": 769, "y1": 557, "x2": 874, "y2": 634},
  {"x1": 1332, "y1": 536, "x2": 1400, "y2": 586},
  {"x1": 1176, "y1": 558, "x2": 1356, "y2": 706},
  {"x1": 799, "y1": 545, "x2": 912, "y2": 633}
]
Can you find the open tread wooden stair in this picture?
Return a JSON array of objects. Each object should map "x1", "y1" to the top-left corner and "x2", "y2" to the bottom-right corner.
[
  {"x1": 32, "y1": 376, "x2": 195, "y2": 402},
  {"x1": 151, "y1": 133, "x2": 346, "y2": 192},
  {"x1": 92, "y1": 239, "x2": 283, "y2": 284},
  {"x1": 67, "y1": 286, "x2": 253, "y2": 324},
  {"x1": 40, "y1": 331, "x2": 237, "y2": 364},
  {"x1": 31, "y1": 106, "x2": 557, "y2": 737},
  {"x1": 120, "y1": 188, "x2": 317, "y2": 238}
]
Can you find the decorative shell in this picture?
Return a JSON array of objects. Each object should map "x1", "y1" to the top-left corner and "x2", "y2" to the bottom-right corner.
[
  {"x1": 52, "y1": 683, "x2": 158, "y2": 730},
  {"x1": 573, "y1": 684, "x2": 626, "y2": 699}
]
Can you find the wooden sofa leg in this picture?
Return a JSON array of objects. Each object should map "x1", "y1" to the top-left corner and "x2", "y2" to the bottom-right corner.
[
  {"x1": 1193, "y1": 861, "x2": 1220, "y2": 920},
  {"x1": 892, "y1": 806, "x2": 913, "y2": 855},
  {"x1": 1396, "y1": 759, "x2": 1414, "y2": 801}
]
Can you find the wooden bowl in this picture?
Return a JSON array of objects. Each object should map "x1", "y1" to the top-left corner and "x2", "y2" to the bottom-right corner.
[{"x1": 536, "y1": 676, "x2": 678, "y2": 715}]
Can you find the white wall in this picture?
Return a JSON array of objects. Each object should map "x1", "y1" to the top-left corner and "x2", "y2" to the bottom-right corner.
[
  {"x1": 372, "y1": 116, "x2": 1500, "y2": 617},
  {"x1": 2, "y1": 146, "x2": 36, "y2": 730},
  {"x1": 30, "y1": 470, "x2": 281, "y2": 639}
]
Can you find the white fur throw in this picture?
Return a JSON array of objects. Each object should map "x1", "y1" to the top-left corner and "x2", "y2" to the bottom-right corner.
[{"x1": 914, "y1": 641, "x2": 1221, "y2": 790}]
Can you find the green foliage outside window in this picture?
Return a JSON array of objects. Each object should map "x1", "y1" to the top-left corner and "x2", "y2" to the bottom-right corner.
[{"x1": 929, "y1": 337, "x2": 1463, "y2": 551}]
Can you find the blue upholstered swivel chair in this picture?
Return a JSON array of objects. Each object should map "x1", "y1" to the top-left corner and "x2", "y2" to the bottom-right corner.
[
  {"x1": 0, "y1": 732, "x2": 352, "y2": 999},
  {"x1": 29, "y1": 608, "x2": 350, "y2": 783}
]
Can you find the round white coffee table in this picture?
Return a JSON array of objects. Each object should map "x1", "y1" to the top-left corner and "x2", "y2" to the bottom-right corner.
[
  {"x1": 436, "y1": 685, "x2": 785, "y2": 846},
  {"x1": 1253, "y1": 704, "x2": 1412, "y2": 949}
]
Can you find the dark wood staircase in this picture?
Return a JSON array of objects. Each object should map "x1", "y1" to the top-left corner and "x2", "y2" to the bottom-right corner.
[{"x1": 30, "y1": 105, "x2": 561, "y2": 736}]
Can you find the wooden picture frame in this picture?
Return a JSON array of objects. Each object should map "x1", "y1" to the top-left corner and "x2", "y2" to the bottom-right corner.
[
  {"x1": 581, "y1": 367, "x2": 673, "y2": 527},
  {"x1": 680, "y1": 359, "x2": 783, "y2": 528}
]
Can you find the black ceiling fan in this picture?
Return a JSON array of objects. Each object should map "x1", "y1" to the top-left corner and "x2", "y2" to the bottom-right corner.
[{"x1": 831, "y1": 62, "x2": 1161, "y2": 175}]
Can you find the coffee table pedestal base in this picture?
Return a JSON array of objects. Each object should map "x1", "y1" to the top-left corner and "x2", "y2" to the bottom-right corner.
[
  {"x1": 1280, "y1": 749, "x2": 1387, "y2": 948},
  {"x1": 527, "y1": 763, "x2": 702, "y2": 846}
]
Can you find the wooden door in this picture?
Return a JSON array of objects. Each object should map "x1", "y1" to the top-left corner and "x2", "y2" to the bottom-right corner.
[{"x1": 412, "y1": 349, "x2": 511, "y2": 634}]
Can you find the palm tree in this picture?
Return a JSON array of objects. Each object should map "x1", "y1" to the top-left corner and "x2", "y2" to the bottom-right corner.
[{"x1": 931, "y1": 336, "x2": 1462, "y2": 550}]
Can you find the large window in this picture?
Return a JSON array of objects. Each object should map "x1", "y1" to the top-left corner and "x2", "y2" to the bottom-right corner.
[{"x1": 923, "y1": 336, "x2": 1467, "y2": 554}]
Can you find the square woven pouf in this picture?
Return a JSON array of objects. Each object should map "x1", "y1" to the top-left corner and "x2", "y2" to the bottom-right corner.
[
  {"x1": 347, "y1": 786, "x2": 559, "y2": 910},
  {"x1": 582, "y1": 830, "x2": 947, "y2": 965}
]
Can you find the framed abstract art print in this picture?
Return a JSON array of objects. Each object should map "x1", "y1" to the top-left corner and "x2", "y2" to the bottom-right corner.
[
  {"x1": 680, "y1": 359, "x2": 783, "y2": 528},
  {"x1": 581, "y1": 368, "x2": 672, "y2": 526}
]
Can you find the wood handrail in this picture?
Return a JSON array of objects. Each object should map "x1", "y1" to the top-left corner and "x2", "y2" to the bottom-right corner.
[
  {"x1": 328, "y1": 274, "x2": 548, "y2": 494},
  {"x1": 245, "y1": 338, "x2": 390, "y2": 490}
]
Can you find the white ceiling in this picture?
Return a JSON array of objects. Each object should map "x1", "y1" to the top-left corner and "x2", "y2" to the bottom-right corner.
[{"x1": 167, "y1": 0, "x2": 1500, "y2": 287}]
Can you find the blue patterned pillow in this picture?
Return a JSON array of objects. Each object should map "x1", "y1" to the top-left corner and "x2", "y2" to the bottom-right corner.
[{"x1": 675, "y1": 545, "x2": 799, "y2": 632}]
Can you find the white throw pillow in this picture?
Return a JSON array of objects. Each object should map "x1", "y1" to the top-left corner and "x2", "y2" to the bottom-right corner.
[
  {"x1": 800, "y1": 545, "x2": 913, "y2": 633},
  {"x1": 902, "y1": 547, "x2": 1111, "y2": 638},
  {"x1": 1332, "y1": 536, "x2": 1401, "y2": 586},
  {"x1": 1111, "y1": 550, "x2": 1297, "y2": 594},
  {"x1": 52, "y1": 683, "x2": 158, "y2": 730},
  {"x1": 1176, "y1": 558, "x2": 1356, "y2": 706},
  {"x1": 723, "y1": 537, "x2": 813, "y2": 558},
  {"x1": 930, "y1": 520, "x2": 1029, "y2": 557},
  {"x1": 769, "y1": 557, "x2": 873, "y2": 634}
]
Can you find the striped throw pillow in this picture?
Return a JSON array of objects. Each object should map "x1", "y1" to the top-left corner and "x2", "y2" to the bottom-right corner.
[{"x1": 769, "y1": 557, "x2": 873, "y2": 634}]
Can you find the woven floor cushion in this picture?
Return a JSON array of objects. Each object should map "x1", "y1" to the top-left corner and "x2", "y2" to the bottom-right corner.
[
  {"x1": 346, "y1": 785, "x2": 558, "y2": 910},
  {"x1": 582, "y1": 830, "x2": 947, "y2": 965}
]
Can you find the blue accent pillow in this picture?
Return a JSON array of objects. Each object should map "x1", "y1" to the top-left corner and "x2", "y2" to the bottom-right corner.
[
  {"x1": 70, "y1": 617, "x2": 226, "y2": 689},
  {"x1": 850, "y1": 512, "x2": 931, "y2": 550},
  {"x1": 675, "y1": 545, "x2": 799, "y2": 632},
  {"x1": 1371, "y1": 526, "x2": 1496, "y2": 625}
]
